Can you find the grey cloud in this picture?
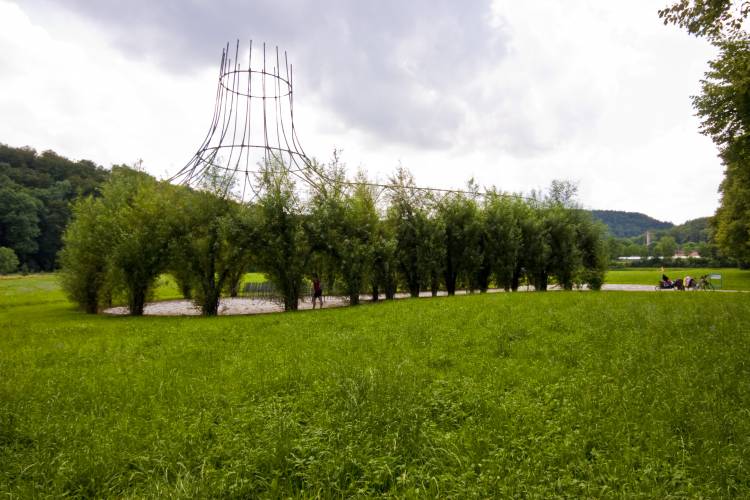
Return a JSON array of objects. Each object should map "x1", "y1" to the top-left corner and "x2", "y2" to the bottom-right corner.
[{"x1": 26, "y1": 0, "x2": 517, "y2": 151}]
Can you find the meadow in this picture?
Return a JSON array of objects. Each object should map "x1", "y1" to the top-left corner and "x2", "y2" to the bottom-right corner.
[{"x1": 1, "y1": 274, "x2": 749, "y2": 497}]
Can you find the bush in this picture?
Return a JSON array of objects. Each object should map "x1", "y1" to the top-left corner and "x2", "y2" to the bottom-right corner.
[
  {"x1": 59, "y1": 197, "x2": 112, "y2": 313},
  {"x1": 0, "y1": 246, "x2": 19, "y2": 274}
]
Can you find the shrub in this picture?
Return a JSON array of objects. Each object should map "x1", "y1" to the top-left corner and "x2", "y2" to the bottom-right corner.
[
  {"x1": 59, "y1": 197, "x2": 112, "y2": 313},
  {"x1": 0, "y1": 246, "x2": 19, "y2": 274}
]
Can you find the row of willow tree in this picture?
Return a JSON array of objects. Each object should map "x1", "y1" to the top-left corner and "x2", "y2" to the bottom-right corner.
[{"x1": 60, "y1": 158, "x2": 608, "y2": 316}]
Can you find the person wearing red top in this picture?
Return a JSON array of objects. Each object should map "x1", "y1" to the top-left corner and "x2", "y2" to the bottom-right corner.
[{"x1": 312, "y1": 275, "x2": 323, "y2": 309}]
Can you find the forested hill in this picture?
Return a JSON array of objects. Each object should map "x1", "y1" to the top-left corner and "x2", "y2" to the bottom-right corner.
[
  {"x1": 590, "y1": 210, "x2": 674, "y2": 238},
  {"x1": 0, "y1": 144, "x2": 109, "y2": 271}
]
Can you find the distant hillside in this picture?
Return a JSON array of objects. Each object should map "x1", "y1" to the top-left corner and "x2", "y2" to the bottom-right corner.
[
  {"x1": 0, "y1": 144, "x2": 109, "y2": 271},
  {"x1": 668, "y1": 217, "x2": 712, "y2": 243},
  {"x1": 590, "y1": 210, "x2": 673, "y2": 238}
]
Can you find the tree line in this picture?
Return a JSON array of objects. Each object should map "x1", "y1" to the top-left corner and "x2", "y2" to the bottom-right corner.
[
  {"x1": 60, "y1": 159, "x2": 608, "y2": 316},
  {"x1": 604, "y1": 216, "x2": 732, "y2": 266},
  {"x1": 0, "y1": 144, "x2": 108, "y2": 273},
  {"x1": 591, "y1": 210, "x2": 674, "y2": 239}
]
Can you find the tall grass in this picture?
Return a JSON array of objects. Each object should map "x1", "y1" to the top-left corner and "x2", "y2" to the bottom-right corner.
[{"x1": 1, "y1": 275, "x2": 749, "y2": 496}]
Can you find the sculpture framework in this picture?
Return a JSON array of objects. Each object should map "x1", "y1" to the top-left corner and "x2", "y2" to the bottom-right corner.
[
  {"x1": 171, "y1": 41, "x2": 519, "y2": 202},
  {"x1": 170, "y1": 41, "x2": 320, "y2": 200}
]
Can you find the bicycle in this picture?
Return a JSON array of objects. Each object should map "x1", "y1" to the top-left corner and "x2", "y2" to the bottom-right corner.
[{"x1": 696, "y1": 274, "x2": 715, "y2": 291}]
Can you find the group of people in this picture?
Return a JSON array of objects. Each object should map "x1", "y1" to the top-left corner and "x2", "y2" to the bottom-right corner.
[{"x1": 660, "y1": 273, "x2": 697, "y2": 290}]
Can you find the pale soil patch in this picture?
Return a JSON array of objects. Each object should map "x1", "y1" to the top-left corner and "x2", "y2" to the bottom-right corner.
[
  {"x1": 102, "y1": 283, "x2": 722, "y2": 316},
  {"x1": 104, "y1": 296, "x2": 351, "y2": 316}
]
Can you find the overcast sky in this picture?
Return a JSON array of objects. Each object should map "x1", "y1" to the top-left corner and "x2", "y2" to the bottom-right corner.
[{"x1": 0, "y1": 0, "x2": 721, "y2": 223}]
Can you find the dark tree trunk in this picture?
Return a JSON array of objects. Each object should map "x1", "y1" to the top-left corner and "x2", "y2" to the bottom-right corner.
[
  {"x1": 85, "y1": 285, "x2": 98, "y2": 314},
  {"x1": 228, "y1": 277, "x2": 240, "y2": 298},
  {"x1": 346, "y1": 275, "x2": 361, "y2": 305},
  {"x1": 85, "y1": 296, "x2": 98, "y2": 314},
  {"x1": 511, "y1": 266, "x2": 522, "y2": 292},
  {"x1": 129, "y1": 287, "x2": 146, "y2": 316},
  {"x1": 477, "y1": 264, "x2": 491, "y2": 293},
  {"x1": 431, "y1": 277, "x2": 439, "y2": 297},
  {"x1": 445, "y1": 273, "x2": 457, "y2": 296},
  {"x1": 284, "y1": 295, "x2": 298, "y2": 311},
  {"x1": 202, "y1": 289, "x2": 221, "y2": 316},
  {"x1": 284, "y1": 283, "x2": 299, "y2": 311},
  {"x1": 385, "y1": 282, "x2": 395, "y2": 300},
  {"x1": 371, "y1": 284, "x2": 379, "y2": 302},
  {"x1": 409, "y1": 279, "x2": 420, "y2": 298},
  {"x1": 534, "y1": 272, "x2": 548, "y2": 291}
]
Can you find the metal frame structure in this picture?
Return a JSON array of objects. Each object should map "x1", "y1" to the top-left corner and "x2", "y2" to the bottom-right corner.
[
  {"x1": 171, "y1": 40, "x2": 530, "y2": 204},
  {"x1": 170, "y1": 40, "x2": 321, "y2": 200}
]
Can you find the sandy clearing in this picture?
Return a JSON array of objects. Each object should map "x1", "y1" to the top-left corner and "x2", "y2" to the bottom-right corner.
[{"x1": 102, "y1": 283, "x2": 701, "y2": 316}]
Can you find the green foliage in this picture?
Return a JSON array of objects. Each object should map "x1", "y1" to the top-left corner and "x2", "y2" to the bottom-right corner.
[
  {"x1": 388, "y1": 168, "x2": 433, "y2": 298},
  {"x1": 0, "y1": 176, "x2": 42, "y2": 259},
  {"x1": 544, "y1": 205, "x2": 581, "y2": 290},
  {"x1": 420, "y1": 210, "x2": 445, "y2": 295},
  {"x1": 693, "y1": 40, "x2": 750, "y2": 265},
  {"x1": 662, "y1": 1, "x2": 750, "y2": 267},
  {"x1": 55, "y1": 154, "x2": 609, "y2": 314},
  {"x1": 370, "y1": 221, "x2": 398, "y2": 300},
  {"x1": 518, "y1": 202, "x2": 550, "y2": 290},
  {"x1": 0, "y1": 144, "x2": 108, "y2": 271},
  {"x1": 575, "y1": 217, "x2": 609, "y2": 290},
  {"x1": 171, "y1": 188, "x2": 257, "y2": 315},
  {"x1": 256, "y1": 160, "x2": 308, "y2": 311},
  {"x1": 483, "y1": 193, "x2": 523, "y2": 291},
  {"x1": 590, "y1": 209, "x2": 673, "y2": 238},
  {"x1": 0, "y1": 246, "x2": 19, "y2": 274},
  {"x1": 670, "y1": 216, "x2": 712, "y2": 243},
  {"x1": 305, "y1": 157, "x2": 347, "y2": 288},
  {"x1": 655, "y1": 235, "x2": 679, "y2": 257},
  {"x1": 3, "y1": 275, "x2": 750, "y2": 496},
  {"x1": 659, "y1": 0, "x2": 749, "y2": 40},
  {"x1": 58, "y1": 167, "x2": 180, "y2": 315},
  {"x1": 103, "y1": 168, "x2": 181, "y2": 316},
  {"x1": 338, "y1": 180, "x2": 379, "y2": 304},
  {"x1": 58, "y1": 197, "x2": 112, "y2": 313},
  {"x1": 305, "y1": 156, "x2": 379, "y2": 305},
  {"x1": 437, "y1": 192, "x2": 481, "y2": 295}
]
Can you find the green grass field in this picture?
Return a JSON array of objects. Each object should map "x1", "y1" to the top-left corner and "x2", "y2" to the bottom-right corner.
[
  {"x1": 605, "y1": 267, "x2": 750, "y2": 290},
  {"x1": 1, "y1": 275, "x2": 750, "y2": 497}
]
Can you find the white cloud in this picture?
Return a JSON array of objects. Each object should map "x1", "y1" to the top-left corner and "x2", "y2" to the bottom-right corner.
[{"x1": 0, "y1": 1, "x2": 215, "y2": 177}]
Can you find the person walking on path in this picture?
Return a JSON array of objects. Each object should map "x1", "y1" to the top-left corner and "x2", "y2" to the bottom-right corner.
[{"x1": 312, "y1": 275, "x2": 323, "y2": 309}]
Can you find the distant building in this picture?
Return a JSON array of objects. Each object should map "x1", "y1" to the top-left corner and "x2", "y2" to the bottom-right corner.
[{"x1": 672, "y1": 251, "x2": 701, "y2": 259}]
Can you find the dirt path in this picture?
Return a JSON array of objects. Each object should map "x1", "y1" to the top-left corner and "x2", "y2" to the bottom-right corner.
[{"x1": 103, "y1": 283, "x2": 733, "y2": 317}]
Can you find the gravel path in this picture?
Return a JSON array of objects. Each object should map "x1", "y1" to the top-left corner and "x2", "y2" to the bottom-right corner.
[{"x1": 103, "y1": 283, "x2": 707, "y2": 317}]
